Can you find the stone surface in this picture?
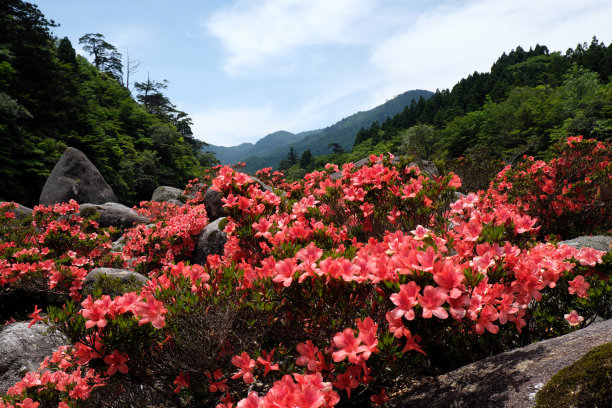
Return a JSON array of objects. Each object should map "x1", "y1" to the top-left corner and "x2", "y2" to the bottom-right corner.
[
  {"x1": 389, "y1": 318, "x2": 612, "y2": 408},
  {"x1": 151, "y1": 186, "x2": 185, "y2": 203},
  {"x1": 559, "y1": 235, "x2": 612, "y2": 252},
  {"x1": 165, "y1": 199, "x2": 185, "y2": 206},
  {"x1": 39, "y1": 147, "x2": 117, "y2": 205},
  {"x1": 0, "y1": 321, "x2": 67, "y2": 394},
  {"x1": 1, "y1": 202, "x2": 33, "y2": 219},
  {"x1": 411, "y1": 158, "x2": 439, "y2": 178},
  {"x1": 194, "y1": 217, "x2": 227, "y2": 265},
  {"x1": 249, "y1": 176, "x2": 276, "y2": 193},
  {"x1": 204, "y1": 189, "x2": 226, "y2": 221},
  {"x1": 111, "y1": 236, "x2": 126, "y2": 253},
  {"x1": 83, "y1": 268, "x2": 148, "y2": 296},
  {"x1": 80, "y1": 202, "x2": 148, "y2": 229}
]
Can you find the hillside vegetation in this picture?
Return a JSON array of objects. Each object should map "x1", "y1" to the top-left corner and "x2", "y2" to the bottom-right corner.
[
  {"x1": 349, "y1": 40, "x2": 611, "y2": 171},
  {"x1": 277, "y1": 40, "x2": 611, "y2": 185},
  {"x1": 0, "y1": 0, "x2": 217, "y2": 207},
  {"x1": 206, "y1": 130, "x2": 307, "y2": 165},
  {"x1": 238, "y1": 89, "x2": 432, "y2": 173}
]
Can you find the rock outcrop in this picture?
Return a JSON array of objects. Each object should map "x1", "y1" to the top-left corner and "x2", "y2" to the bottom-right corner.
[
  {"x1": 0, "y1": 322, "x2": 67, "y2": 394},
  {"x1": 389, "y1": 318, "x2": 612, "y2": 408},
  {"x1": 83, "y1": 268, "x2": 149, "y2": 296},
  {"x1": 39, "y1": 147, "x2": 117, "y2": 205},
  {"x1": 194, "y1": 217, "x2": 227, "y2": 264},
  {"x1": 204, "y1": 189, "x2": 226, "y2": 222},
  {"x1": 151, "y1": 186, "x2": 186, "y2": 204},
  {"x1": 559, "y1": 235, "x2": 612, "y2": 252},
  {"x1": 79, "y1": 202, "x2": 148, "y2": 229}
]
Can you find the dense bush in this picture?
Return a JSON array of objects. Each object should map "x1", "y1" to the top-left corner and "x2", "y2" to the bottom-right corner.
[
  {"x1": 491, "y1": 136, "x2": 612, "y2": 239},
  {"x1": 0, "y1": 140, "x2": 610, "y2": 408}
]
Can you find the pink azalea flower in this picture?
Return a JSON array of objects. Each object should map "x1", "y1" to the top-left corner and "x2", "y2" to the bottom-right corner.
[
  {"x1": 568, "y1": 275, "x2": 590, "y2": 298},
  {"x1": 389, "y1": 281, "x2": 420, "y2": 321},
  {"x1": 231, "y1": 352, "x2": 256, "y2": 384},
  {"x1": 27, "y1": 305, "x2": 43, "y2": 328},
  {"x1": 416, "y1": 246, "x2": 436, "y2": 272},
  {"x1": 134, "y1": 294, "x2": 167, "y2": 329},
  {"x1": 564, "y1": 310, "x2": 584, "y2": 326},
  {"x1": 173, "y1": 372, "x2": 190, "y2": 394},
  {"x1": 418, "y1": 285, "x2": 448, "y2": 319},
  {"x1": 401, "y1": 329, "x2": 425, "y2": 354},
  {"x1": 411, "y1": 225, "x2": 430, "y2": 239},
  {"x1": 104, "y1": 350, "x2": 129, "y2": 375},
  {"x1": 237, "y1": 391, "x2": 260, "y2": 408},
  {"x1": 16, "y1": 398, "x2": 39, "y2": 408},
  {"x1": 296, "y1": 340, "x2": 323, "y2": 371},
  {"x1": 81, "y1": 298, "x2": 110, "y2": 329},
  {"x1": 474, "y1": 304, "x2": 499, "y2": 335},
  {"x1": 576, "y1": 247, "x2": 603, "y2": 267},
  {"x1": 331, "y1": 328, "x2": 367, "y2": 364},
  {"x1": 272, "y1": 258, "x2": 298, "y2": 287},
  {"x1": 256, "y1": 349, "x2": 280, "y2": 377},
  {"x1": 433, "y1": 260, "x2": 464, "y2": 299}
]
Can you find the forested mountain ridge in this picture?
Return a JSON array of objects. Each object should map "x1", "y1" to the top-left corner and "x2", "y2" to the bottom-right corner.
[
  {"x1": 0, "y1": 0, "x2": 216, "y2": 207},
  {"x1": 207, "y1": 130, "x2": 307, "y2": 164},
  {"x1": 270, "y1": 39, "x2": 611, "y2": 184},
  {"x1": 226, "y1": 89, "x2": 432, "y2": 173},
  {"x1": 346, "y1": 39, "x2": 612, "y2": 166}
]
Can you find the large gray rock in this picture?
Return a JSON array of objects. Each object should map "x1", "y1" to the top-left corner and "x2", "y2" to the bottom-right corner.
[
  {"x1": 559, "y1": 235, "x2": 612, "y2": 252},
  {"x1": 0, "y1": 321, "x2": 67, "y2": 394},
  {"x1": 194, "y1": 217, "x2": 227, "y2": 265},
  {"x1": 389, "y1": 319, "x2": 612, "y2": 408},
  {"x1": 39, "y1": 147, "x2": 117, "y2": 205},
  {"x1": 83, "y1": 268, "x2": 149, "y2": 296},
  {"x1": 204, "y1": 189, "x2": 226, "y2": 221},
  {"x1": 80, "y1": 202, "x2": 148, "y2": 229},
  {"x1": 151, "y1": 186, "x2": 186, "y2": 203}
]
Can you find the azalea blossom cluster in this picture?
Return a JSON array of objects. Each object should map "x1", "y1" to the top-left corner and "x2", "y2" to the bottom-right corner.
[
  {"x1": 0, "y1": 200, "x2": 114, "y2": 300},
  {"x1": 1, "y1": 344, "x2": 106, "y2": 408},
  {"x1": 1, "y1": 138, "x2": 609, "y2": 408},
  {"x1": 121, "y1": 202, "x2": 208, "y2": 273},
  {"x1": 492, "y1": 135, "x2": 611, "y2": 238}
]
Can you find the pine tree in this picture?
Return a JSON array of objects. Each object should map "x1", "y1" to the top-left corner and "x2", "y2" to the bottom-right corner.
[{"x1": 79, "y1": 33, "x2": 123, "y2": 81}]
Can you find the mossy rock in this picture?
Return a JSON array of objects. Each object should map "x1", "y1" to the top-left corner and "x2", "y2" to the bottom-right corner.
[{"x1": 535, "y1": 342, "x2": 612, "y2": 408}]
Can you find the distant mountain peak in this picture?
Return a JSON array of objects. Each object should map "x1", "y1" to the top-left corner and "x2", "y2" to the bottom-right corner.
[{"x1": 205, "y1": 89, "x2": 433, "y2": 168}]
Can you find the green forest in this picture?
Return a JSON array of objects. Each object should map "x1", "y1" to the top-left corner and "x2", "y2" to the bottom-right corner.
[
  {"x1": 0, "y1": 0, "x2": 217, "y2": 207},
  {"x1": 280, "y1": 39, "x2": 612, "y2": 184},
  {"x1": 2, "y1": 0, "x2": 612, "y2": 205}
]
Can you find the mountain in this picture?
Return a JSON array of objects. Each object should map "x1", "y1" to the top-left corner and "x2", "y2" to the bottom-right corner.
[
  {"x1": 206, "y1": 130, "x2": 308, "y2": 164},
  {"x1": 205, "y1": 90, "x2": 433, "y2": 170}
]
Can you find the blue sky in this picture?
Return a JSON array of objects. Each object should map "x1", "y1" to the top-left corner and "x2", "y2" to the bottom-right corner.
[{"x1": 32, "y1": 0, "x2": 612, "y2": 146}]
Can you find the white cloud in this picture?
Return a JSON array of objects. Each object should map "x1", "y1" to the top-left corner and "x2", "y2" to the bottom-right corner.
[
  {"x1": 206, "y1": 0, "x2": 378, "y2": 74},
  {"x1": 191, "y1": 105, "x2": 302, "y2": 146},
  {"x1": 190, "y1": 72, "x2": 383, "y2": 147},
  {"x1": 369, "y1": 0, "x2": 612, "y2": 103},
  {"x1": 195, "y1": 0, "x2": 612, "y2": 146}
]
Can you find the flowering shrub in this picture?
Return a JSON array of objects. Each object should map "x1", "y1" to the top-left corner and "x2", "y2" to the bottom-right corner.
[
  {"x1": 1, "y1": 140, "x2": 610, "y2": 408},
  {"x1": 121, "y1": 201, "x2": 208, "y2": 274},
  {"x1": 0, "y1": 200, "x2": 116, "y2": 313},
  {"x1": 491, "y1": 136, "x2": 612, "y2": 239}
]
